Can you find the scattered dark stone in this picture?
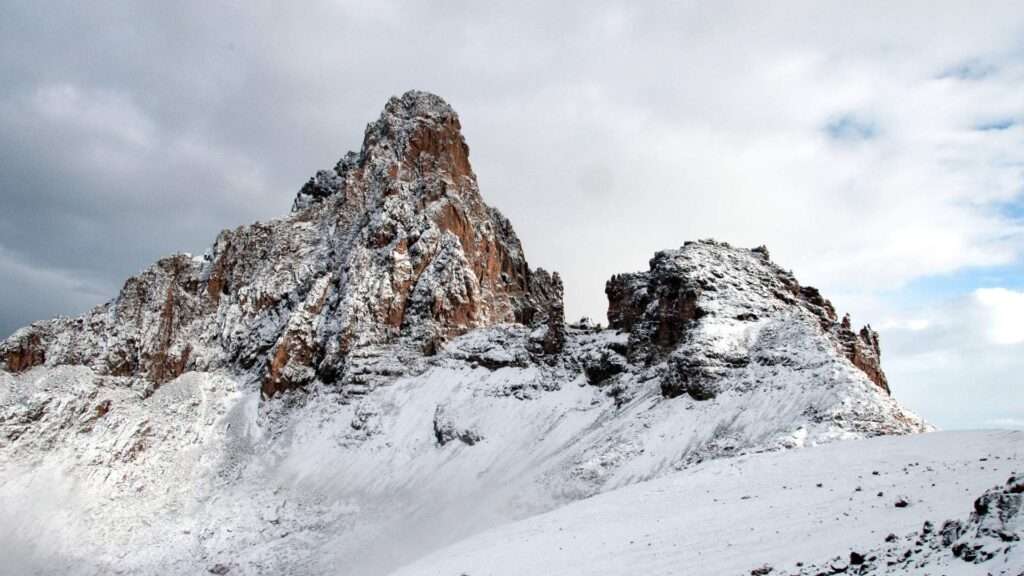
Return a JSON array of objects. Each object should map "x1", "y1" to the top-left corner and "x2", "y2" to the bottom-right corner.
[
  {"x1": 433, "y1": 406, "x2": 483, "y2": 447},
  {"x1": 582, "y1": 348, "x2": 628, "y2": 385},
  {"x1": 939, "y1": 520, "x2": 962, "y2": 547},
  {"x1": 894, "y1": 498, "x2": 909, "y2": 508},
  {"x1": 849, "y1": 551, "x2": 865, "y2": 565},
  {"x1": 951, "y1": 542, "x2": 970, "y2": 561},
  {"x1": 208, "y1": 565, "x2": 230, "y2": 575},
  {"x1": 1009, "y1": 477, "x2": 1024, "y2": 494},
  {"x1": 750, "y1": 565, "x2": 773, "y2": 575},
  {"x1": 885, "y1": 533, "x2": 897, "y2": 543}
]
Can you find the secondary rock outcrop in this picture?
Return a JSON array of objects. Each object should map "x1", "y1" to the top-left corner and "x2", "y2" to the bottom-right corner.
[{"x1": 606, "y1": 240, "x2": 890, "y2": 396}]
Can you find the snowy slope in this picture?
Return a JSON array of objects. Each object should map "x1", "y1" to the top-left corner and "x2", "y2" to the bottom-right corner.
[
  {"x1": 391, "y1": 430, "x2": 1023, "y2": 576},
  {"x1": 0, "y1": 321, "x2": 925, "y2": 576}
]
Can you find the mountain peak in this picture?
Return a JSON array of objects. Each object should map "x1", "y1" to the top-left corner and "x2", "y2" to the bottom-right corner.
[
  {"x1": 382, "y1": 90, "x2": 459, "y2": 124},
  {"x1": 293, "y1": 90, "x2": 472, "y2": 213},
  {"x1": 2, "y1": 91, "x2": 562, "y2": 398}
]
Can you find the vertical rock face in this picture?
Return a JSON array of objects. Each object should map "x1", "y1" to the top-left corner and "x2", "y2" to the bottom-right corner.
[
  {"x1": 837, "y1": 315, "x2": 889, "y2": 394},
  {"x1": 605, "y1": 240, "x2": 892, "y2": 396},
  {"x1": 0, "y1": 91, "x2": 563, "y2": 398}
]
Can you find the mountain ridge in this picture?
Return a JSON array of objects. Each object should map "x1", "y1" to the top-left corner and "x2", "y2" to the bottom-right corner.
[
  {"x1": 2, "y1": 90, "x2": 888, "y2": 404},
  {"x1": 0, "y1": 91, "x2": 939, "y2": 576}
]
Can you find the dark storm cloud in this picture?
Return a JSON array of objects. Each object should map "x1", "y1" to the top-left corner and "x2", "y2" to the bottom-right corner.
[{"x1": 0, "y1": 2, "x2": 299, "y2": 334}]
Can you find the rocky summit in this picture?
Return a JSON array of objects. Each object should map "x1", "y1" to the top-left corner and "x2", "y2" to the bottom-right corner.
[
  {"x1": 1, "y1": 90, "x2": 563, "y2": 399},
  {"x1": 0, "y1": 91, "x2": 943, "y2": 576}
]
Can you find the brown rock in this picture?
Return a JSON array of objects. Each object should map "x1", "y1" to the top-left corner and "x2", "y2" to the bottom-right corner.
[{"x1": 3, "y1": 331, "x2": 46, "y2": 372}]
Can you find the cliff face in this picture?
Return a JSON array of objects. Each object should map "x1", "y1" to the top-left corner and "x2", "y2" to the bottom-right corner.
[{"x1": 0, "y1": 91, "x2": 563, "y2": 398}]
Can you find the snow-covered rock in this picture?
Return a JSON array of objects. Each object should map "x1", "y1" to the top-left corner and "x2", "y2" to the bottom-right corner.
[
  {"x1": 0, "y1": 91, "x2": 940, "y2": 576},
  {"x1": 0, "y1": 90, "x2": 563, "y2": 398},
  {"x1": 607, "y1": 241, "x2": 891, "y2": 395}
]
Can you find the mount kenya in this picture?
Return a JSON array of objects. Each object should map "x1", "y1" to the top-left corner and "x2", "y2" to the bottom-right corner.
[{"x1": 1, "y1": 91, "x2": 1020, "y2": 575}]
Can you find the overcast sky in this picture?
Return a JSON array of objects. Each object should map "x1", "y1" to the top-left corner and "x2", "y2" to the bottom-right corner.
[{"x1": 1, "y1": 1, "x2": 1021, "y2": 430}]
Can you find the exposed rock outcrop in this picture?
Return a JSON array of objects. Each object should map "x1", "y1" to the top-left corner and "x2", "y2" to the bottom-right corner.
[
  {"x1": 837, "y1": 315, "x2": 889, "y2": 394},
  {"x1": 2, "y1": 331, "x2": 45, "y2": 372},
  {"x1": 606, "y1": 240, "x2": 891, "y2": 396}
]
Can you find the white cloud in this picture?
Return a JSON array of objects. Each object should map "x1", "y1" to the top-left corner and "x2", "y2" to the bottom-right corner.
[
  {"x1": 433, "y1": 5, "x2": 1024, "y2": 324},
  {"x1": 872, "y1": 285, "x2": 1024, "y2": 430},
  {"x1": 974, "y1": 287, "x2": 1024, "y2": 345}
]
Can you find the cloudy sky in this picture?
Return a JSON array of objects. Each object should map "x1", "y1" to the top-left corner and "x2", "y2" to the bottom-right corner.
[{"x1": 1, "y1": 1, "x2": 1022, "y2": 429}]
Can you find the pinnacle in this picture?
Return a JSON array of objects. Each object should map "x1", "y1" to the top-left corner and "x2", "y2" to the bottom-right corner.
[
  {"x1": 382, "y1": 90, "x2": 459, "y2": 125},
  {"x1": 357, "y1": 89, "x2": 467, "y2": 164}
]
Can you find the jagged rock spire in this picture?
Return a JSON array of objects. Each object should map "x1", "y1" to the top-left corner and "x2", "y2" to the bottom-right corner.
[
  {"x1": 293, "y1": 90, "x2": 475, "y2": 213},
  {"x1": 1, "y1": 91, "x2": 564, "y2": 398}
]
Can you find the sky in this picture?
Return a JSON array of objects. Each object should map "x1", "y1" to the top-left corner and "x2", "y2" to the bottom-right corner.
[{"x1": 0, "y1": 1, "x2": 1021, "y2": 430}]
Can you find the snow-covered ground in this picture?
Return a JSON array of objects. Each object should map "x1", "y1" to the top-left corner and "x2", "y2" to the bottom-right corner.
[
  {"x1": 392, "y1": 430, "x2": 1023, "y2": 576},
  {"x1": 0, "y1": 321, "x2": 927, "y2": 576}
]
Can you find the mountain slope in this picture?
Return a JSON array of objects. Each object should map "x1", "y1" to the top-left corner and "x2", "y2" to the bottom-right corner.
[
  {"x1": 391, "y1": 431, "x2": 1023, "y2": 576},
  {"x1": 0, "y1": 91, "x2": 933, "y2": 576}
]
